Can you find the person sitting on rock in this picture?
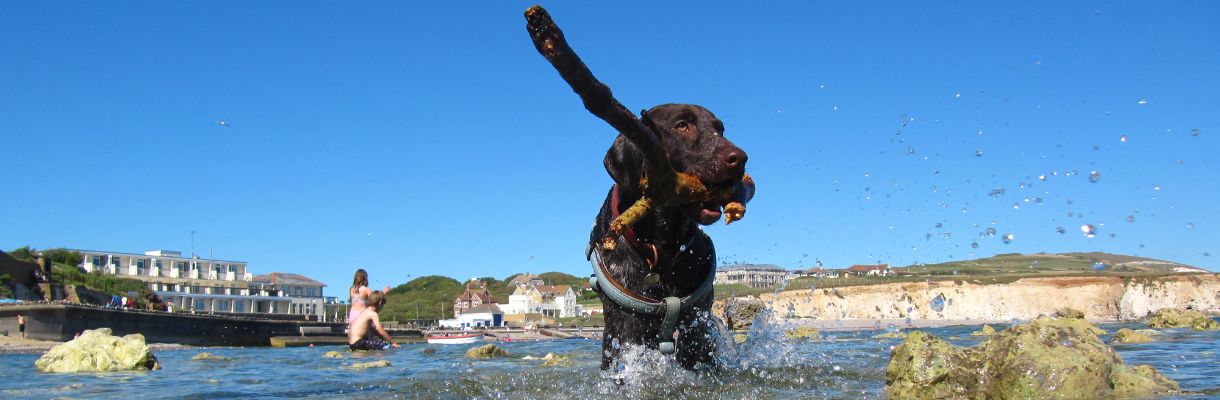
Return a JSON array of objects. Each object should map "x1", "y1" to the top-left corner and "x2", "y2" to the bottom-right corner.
[{"x1": 348, "y1": 290, "x2": 398, "y2": 351}]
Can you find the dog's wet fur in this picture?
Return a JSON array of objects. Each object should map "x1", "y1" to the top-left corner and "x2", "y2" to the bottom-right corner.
[{"x1": 590, "y1": 104, "x2": 747, "y2": 370}]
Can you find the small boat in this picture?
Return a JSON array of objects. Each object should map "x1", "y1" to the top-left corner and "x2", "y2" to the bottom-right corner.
[{"x1": 426, "y1": 333, "x2": 484, "y2": 345}]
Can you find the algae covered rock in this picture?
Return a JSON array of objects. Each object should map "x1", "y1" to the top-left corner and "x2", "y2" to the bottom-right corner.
[
  {"x1": 724, "y1": 298, "x2": 764, "y2": 331},
  {"x1": 1147, "y1": 308, "x2": 1218, "y2": 330},
  {"x1": 885, "y1": 317, "x2": 1178, "y2": 399},
  {"x1": 539, "y1": 353, "x2": 571, "y2": 367},
  {"x1": 872, "y1": 330, "x2": 908, "y2": 339},
  {"x1": 785, "y1": 326, "x2": 820, "y2": 340},
  {"x1": 732, "y1": 333, "x2": 748, "y2": 344},
  {"x1": 190, "y1": 352, "x2": 233, "y2": 362},
  {"x1": 465, "y1": 344, "x2": 509, "y2": 359},
  {"x1": 322, "y1": 351, "x2": 344, "y2": 359},
  {"x1": 1110, "y1": 328, "x2": 1154, "y2": 344},
  {"x1": 346, "y1": 360, "x2": 391, "y2": 369},
  {"x1": 35, "y1": 328, "x2": 160, "y2": 373},
  {"x1": 1054, "y1": 307, "x2": 1086, "y2": 319},
  {"x1": 969, "y1": 324, "x2": 997, "y2": 336}
]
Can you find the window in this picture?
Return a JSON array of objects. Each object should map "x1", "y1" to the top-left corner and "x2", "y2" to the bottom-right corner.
[
  {"x1": 228, "y1": 265, "x2": 236, "y2": 273},
  {"x1": 92, "y1": 256, "x2": 101, "y2": 265}
]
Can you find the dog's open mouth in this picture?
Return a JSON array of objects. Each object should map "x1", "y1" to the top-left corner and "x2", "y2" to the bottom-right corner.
[{"x1": 689, "y1": 201, "x2": 723, "y2": 225}]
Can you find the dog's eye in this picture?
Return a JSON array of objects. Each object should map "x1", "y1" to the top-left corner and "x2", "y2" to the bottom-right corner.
[{"x1": 675, "y1": 121, "x2": 691, "y2": 132}]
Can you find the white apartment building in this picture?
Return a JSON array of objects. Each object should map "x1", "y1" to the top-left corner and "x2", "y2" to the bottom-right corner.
[
  {"x1": 251, "y1": 272, "x2": 327, "y2": 320},
  {"x1": 71, "y1": 249, "x2": 311, "y2": 318},
  {"x1": 500, "y1": 284, "x2": 577, "y2": 318},
  {"x1": 715, "y1": 264, "x2": 789, "y2": 288}
]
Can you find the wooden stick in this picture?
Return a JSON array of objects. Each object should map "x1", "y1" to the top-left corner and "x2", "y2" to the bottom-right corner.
[{"x1": 524, "y1": 5, "x2": 677, "y2": 201}]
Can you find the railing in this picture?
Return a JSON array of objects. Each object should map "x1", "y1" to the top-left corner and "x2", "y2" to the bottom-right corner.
[
  {"x1": 207, "y1": 271, "x2": 218, "y2": 280},
  {"x1": 243, "y1": 273, "x2": 254, "y2": 282}
]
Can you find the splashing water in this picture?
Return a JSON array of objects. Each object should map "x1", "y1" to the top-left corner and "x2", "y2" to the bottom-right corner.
[
  {"x1": 1088, "y1": 171, "x2": 1101, "y2": 183},
  {"x1": 930, "y1": 294, "x2": 946, "y2": 313},
  {"x1": 1081, "y1": 224, "x2": 1097, "y2": 238},
  {"x1": 1137, "y1": 98, "x2": 1148, "y2": 105},
  {"x1": 1001, "y1": 233, "x2": 1014, "y2": 244}
]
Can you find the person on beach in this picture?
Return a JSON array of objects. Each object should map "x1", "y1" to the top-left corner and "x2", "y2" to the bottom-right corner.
[
  {"x1": 348, "y1": 268, "x2": 391, "y2": 325},
  {"x1": 17, "y1": 314, "x2": 25, "y2": 339},
  {"x1": 348, "y1": 290, "x2": 398, "y2": 351}
]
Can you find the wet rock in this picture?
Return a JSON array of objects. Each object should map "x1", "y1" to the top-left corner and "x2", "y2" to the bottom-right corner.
[
  {"x1": 732, "y1": 333, "x2": 748, "y2": 344},
  {"x1": 35, "y1": 328, "x2": 160, "y2": 373},
  {"x1": 724, "y1": 298, "x2": 765, "y2": 330},
  {"x1": 785, "y1": 326, "x2": 820, "y2": 340},
  {"x1": 1147, "y1": 308, "x2": 1219, "y2": 330},
  {"x1": 885, "y1": 317, "x2": 1178, "y2": 399},
  {"x1": 540, "y1": 353, "x2": 571, "y2": 367},
  {"x1": 872, "y1": 330, "x2": 908, "y2": 339},
  {"x1": 322, "y1": 351, "x2": 344, "y2": 358},
  {"x1": 1110, "y1": 328, "x2": 1154, "y2": 344},
  {"x1": 970, "y1": 324, "x2": 996, "y2": 336},
  {"x1": 421, "y1": 348, "x2": 436, "y2": 355},
  {"x1": 190, "y1": 352, "x2": 233, "y2": 361},
  {"x1": 1055, "y1": 307, "x2": 1085, "y2": 319},
  {"x1": 465, "y1": 344, "x2": 508, "y2": 359},
  {"x1": 346, "y1": 360, "x2": 391, "y2": 369}
]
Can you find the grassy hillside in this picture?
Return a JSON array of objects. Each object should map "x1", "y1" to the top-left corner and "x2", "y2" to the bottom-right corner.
[
  {"x1": 718, "y1": 252, "x2": 1208, "y2": 299},
  {"x1": 382, "y1": 275, "x2": 464, "y2": 321}
]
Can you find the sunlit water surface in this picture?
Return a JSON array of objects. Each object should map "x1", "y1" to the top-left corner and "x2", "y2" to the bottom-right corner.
[{"x1": 2, "y1": 320, "x2": 1217, "y2": 399}]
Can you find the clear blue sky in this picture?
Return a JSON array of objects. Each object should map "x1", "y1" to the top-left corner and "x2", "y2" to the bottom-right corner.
[{"x1": 3, "y1": 2, "x2": 1217, "y2": 297}]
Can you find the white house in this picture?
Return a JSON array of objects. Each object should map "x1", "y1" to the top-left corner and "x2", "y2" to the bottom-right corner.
[
  {"x1": 500, "y1": 284, "x2": 577, "y2": 318},
  {"x1": 439, "y1": 303, "x2": 504, "y2": 328}
]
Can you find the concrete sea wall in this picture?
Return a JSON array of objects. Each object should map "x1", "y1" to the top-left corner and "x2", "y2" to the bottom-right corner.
[{"x1": 0, "y1": 304, "x2": 343, "y2": 346}]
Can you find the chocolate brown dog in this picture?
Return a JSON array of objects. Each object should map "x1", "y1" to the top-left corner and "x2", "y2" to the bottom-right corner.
[{"x1": 588, "y1": 103, "x2": 748, "y2": 370}]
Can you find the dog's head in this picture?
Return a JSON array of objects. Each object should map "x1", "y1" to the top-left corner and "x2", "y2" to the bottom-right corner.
[{"x1": 604, "y1": 103, "x2": 748, "y2": 225}]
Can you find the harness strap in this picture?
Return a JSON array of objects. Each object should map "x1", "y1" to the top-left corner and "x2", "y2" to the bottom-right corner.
[{"x1": 586, "y1": 242, "x2": 715, "y2": 355}]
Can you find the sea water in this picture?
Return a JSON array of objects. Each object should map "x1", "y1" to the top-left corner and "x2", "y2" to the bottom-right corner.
[{"x1": 1, "y1": 321, "x2": 1217, "y2": 399}]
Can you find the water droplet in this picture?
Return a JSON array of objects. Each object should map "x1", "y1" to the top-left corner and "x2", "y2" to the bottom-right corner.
[
  {"x1": 832, "y1": 105, "x2": 839, "y2": 111},
  {"x1": 1056, "y1": 226, "x2": 1066, "y2": 234},
  {"x1": 1002, "y1": 234, "x2": 1014, "y2": 244},
  {"x1": 971, "y1": 242, "x2": 979, "y2": 249},
  {"x1": 954, "y1": 91, "x2": 961, "y2": 99},
  {"x1": 935, "y1": 223, "x2": 943, "y2": 228},
  {"x1": 1126, "y1": 215, "x2": 1135, "y2": 223},
  {"x1": 1119, "y1": 135, "x2": 1127, "y2": 143},
  {"x1": 1081, "y1": 224, "x2": 1097, "y2": 238},
  {"x1": 1137, "y1": 98, "x2": 1148, "y2": 105},
  {"x1": 1190, "y1": 129, "x2": 1200, "y2": 137},
  {"x1": 942, "y1": 232, "x2": 952, "y2": 239},
  {"x1": 1038, "y1": 174, "x2": 1047, "y2": 181},
  {"x1": 1203, "y1": 251, "x2": 1211, "y2": 257},
  {"x1": 1092, "y1": 262, "x2": 1107, "y2": 271},
  {"x1": 1186, "y1": 222, "x2": 1195, "y2": 229},
  {"x1": 989, "y1": 188, "x2": 1006, "y2": 197},
  {"x1": 679, "y1": 244, "x2": 688, "y2": 252},
  {"x1": 1034, "y1": 197, "x2": 1044, "y2": 204},
  {"x1": 1012, "y1": 203, "x2": 1020, "y2": 210},
  {"x1": 930, "y1": 295, "x2": 946, "y2": 313},
  {"x1": 986, "y1": 227, "x2": 997, "y2": 237},
  {"x1": 1153, "y1": 185, "x2": 1161, "y2": 191},
  {"x1": 975, "y1": 149, "x2": 984, "y2": 157},
  {"x1": 907, "y1": 146, "x2": 916, "y2": 155},
  {"x1": 1089, "y1": 171, "x2": 1101, "y2": 183}
]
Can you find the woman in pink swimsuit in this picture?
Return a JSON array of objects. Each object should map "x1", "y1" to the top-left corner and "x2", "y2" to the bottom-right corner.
[{"x1": 348, "y1": 269, "x2": 372, "y2": 325}]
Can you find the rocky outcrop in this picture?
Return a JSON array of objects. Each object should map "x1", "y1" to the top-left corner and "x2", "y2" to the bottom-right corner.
[
  {"x1": 465, "y1": 344, "x2": 508, "y2": 359},
  {"x1": 34, "y1": 328, "x2": 160, "y2": 372},
  {"x1": 190, "y1": 352, "x2": 233, "y2": 361},
  {"x1": 1110, "y1": 328, "x2": 1154, "y2": 344},
  {"x1": 785, "y1": 326, "x2": 820, "y2": 340},
  {"x1": 346, "y1": 360, "x2": 391, "y2": 369},
  {"x1": 719, "y1": 297, "x2": 765, "y2": 331},
  {"x1": 885, "y1": 317, "x2": 1179, "y2": 399},
  {"x1": 539, "y1": 353, "x2": 571, "y2": 367},
  {"x1": 728, "y1": 274, "x2": 1218, "y2": 323},
  {"x1": 970, "y1": 324, "x2": 996, "y2": 336},
  {"x1": 872, "y1": 330, "x2": 908, "y2": 339},
  {"x1": 1146, "y1": 308, "x2": 1219, "y2": 330},
  {"x1": 323, "y1": 351, "x2": 344, "y2": 358}
]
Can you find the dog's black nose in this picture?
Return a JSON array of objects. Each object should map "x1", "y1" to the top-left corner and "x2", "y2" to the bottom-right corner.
[{"x1": 722, "y1": 147, "x2": 747, "y2": 173}]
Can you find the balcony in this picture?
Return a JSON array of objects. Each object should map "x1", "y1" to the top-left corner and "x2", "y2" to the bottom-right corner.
[
  {"x1": 225, "y1": 272, "x2": 236, "y2": 281},
  {"x1": 188, "y1": 270, "x2": 201, "y2": 279},
  {"x1": 207, "y1": 271, "x2": 218, "y2": 280},
  {"x1": 243, "y1": 273, "x2": 253, "y2": 282}
]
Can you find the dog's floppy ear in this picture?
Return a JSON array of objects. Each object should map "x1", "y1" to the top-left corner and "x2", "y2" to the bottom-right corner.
[{"x1": 604, "y1": 134, "x2": 644, "y2": 198}]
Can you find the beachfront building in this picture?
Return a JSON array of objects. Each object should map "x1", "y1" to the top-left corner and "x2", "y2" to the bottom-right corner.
[
  {"x1": 438, "y1": 303, "x2": 505, "y2": 328},
  {"x1": 714, "y1": 264, "x2": 788, "y2": 288},
  {"x1": 500, "y1": 284, "x2": 578, "y2": 318},
  {"x1": 252, "y1": 273, "x2": 327, "y2": 320},
  {"x1": 846, "y1": 264, "x2": 894, "y2": 277},
  {"x1": 453, "y1": 279, "x2": 497, "y2": 316},
  {"x1": 67, "y1": 248, "x2": 327, "y2": 318}
]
